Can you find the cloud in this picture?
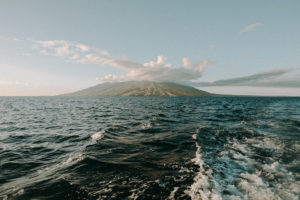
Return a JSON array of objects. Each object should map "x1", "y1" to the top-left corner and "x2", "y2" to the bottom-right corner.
[
  {"x1": 35, "y1": 40, "x2": 99, "y2": 57},
  {"x1": 191, "y1": 68, "x2": 300, "y2": 87},
  {"x1": 239, "y1": 23, "x2": 263, "y2": 34},
  {"x1": 96, "y1": 57, "x2": 212, "y2": 82},
  {"x1": 34, "y1": 40, "x2": 213, "y2": 82},
  {"x1": 198, "y1": 86, "x2": 300, "y2": 97},
  {"x1": 0, "y1": 81, "x2": 31, "y2": 86},
  {"x1": 0, "y1": 35, "x2": 22, "y2": 42}
]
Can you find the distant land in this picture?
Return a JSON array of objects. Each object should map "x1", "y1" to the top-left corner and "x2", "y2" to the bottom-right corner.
[{"x1": 62, "y1": 81, "x2": 213, "y2": 96}]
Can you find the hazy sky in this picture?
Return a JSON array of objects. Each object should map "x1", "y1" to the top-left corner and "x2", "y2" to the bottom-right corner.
[{"x1": 0, "y1": 0, "x2": 299, "y2": 96}]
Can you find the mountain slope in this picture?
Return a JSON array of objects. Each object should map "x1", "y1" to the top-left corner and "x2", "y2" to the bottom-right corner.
[{"x1": 62, "y1": 81, "x2": 212, "y2": 96}]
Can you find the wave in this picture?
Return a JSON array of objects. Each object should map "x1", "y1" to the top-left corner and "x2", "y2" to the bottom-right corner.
[
  {"x1": 1, "y1": 96, "x2": 299, "y2": 199},
  {"x1": 91, "y1": 130, "x2": 105, "y2": 142}
]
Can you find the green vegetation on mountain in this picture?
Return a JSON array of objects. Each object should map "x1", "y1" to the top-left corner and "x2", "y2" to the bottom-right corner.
[{"x1": 62, "y1": 81, "x2": 212, "y2": 96}]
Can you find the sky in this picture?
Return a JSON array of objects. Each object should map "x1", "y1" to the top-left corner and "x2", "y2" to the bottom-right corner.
[{"x1": 0, "y1": 0, "x2": 299, "y2": 96}]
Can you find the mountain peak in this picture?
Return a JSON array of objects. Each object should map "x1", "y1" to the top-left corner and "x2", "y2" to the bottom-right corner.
[{"x1": 62, "y1": 81, "x2": 212, "y2": 96}]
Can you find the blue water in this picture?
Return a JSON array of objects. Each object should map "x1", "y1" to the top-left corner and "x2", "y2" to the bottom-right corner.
[{"x1": 0, "y1": 97, "x2": 299, "y2": 200}]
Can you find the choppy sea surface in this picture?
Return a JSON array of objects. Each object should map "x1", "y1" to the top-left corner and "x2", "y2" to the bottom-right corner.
[{"x1": 0, "y1": 97, "x2": 299, "y2": 200}]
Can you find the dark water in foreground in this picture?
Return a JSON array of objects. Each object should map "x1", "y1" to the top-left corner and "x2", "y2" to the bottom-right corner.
[{"x1": 0, "y1": 97, "x2": 299, "y2": 200}]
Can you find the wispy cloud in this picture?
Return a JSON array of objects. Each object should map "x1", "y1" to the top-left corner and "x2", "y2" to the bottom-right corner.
[
  {"x1": 0, "y1": 81, "x2": 31, "y2": 86},
  {"x1": 239, "y1": 23, "x2": 263, "y2": 34},
  {"x1": 0, "y1": 35, "x2": 22, "y2": 42},
  {"x1": 34, "y1": 40, "x2": 213, "y2": 82},
  {"x1": 191, "y1": 68, "x2": 300, "y2": 88},
  {"x1": 35, "y1": 40, "x2": 101, "y2": 57}
]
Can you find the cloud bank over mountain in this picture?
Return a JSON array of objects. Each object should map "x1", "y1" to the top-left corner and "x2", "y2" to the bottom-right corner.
[
  {"x1": 34, "y1": 39, "x2": 299, "y2": 89},
  {"x1": 191, "y1": 68, "x2": 300, "y2": 88},
  {"x1": 35, "y1": 40, "x2": 212, "y2": 82}
]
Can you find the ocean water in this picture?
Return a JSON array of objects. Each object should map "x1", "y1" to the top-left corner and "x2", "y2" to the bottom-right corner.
[{"x1": 0, "y1": 97, "x2": 299, "y2": 200}]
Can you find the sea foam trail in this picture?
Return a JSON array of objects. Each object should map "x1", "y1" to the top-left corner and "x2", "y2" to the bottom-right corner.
[
  {"x1": 213, "y1": 128, "x2": 300, "y2": 200},
  {"x1": 186, "y1": 131, "x2": 222, "y2": 200}
]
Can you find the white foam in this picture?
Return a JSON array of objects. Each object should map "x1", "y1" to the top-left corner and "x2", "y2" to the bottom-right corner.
[
  {"x1": 239, "y1": 173, "x2": 264, "y2": 186},
  {"x1": 186, "y1": 131, "x2": 222, "y2": 200},
  {"x1": 63, "y1": 153, "x2": 84, "y2": 165},
  {"x1": 91, "y1": 130, "x2": 105, "y2": 141},
  {"x1": 263, "y1": 161, "x2": 279, "y2": 172},
  {"x1": 246, "y1": 136, "x2": 283, "y2": 151},
  {"x1": 230, "y1": 140, "x2": 248, "y2": 154},
  {"x1": 191, "y1": 142, "x2": 204, "y2": 168},
  {"x1": 11, "y1": 188, "x2": 25, "y2": 197},
  {"x1": 141, "y1": 122, "x2": 152, "y2": 129},
  {"x1": 237, "y1": 177, "x2": 277, "y2": 200},
  {"x1": 227, "y1": 135, "x2": 300, "y2": 200},
  {"x1": 17, "y1": 189, "x2": 24, "y2": 196},
  {"x1": 128, "y1": 183, "x2": 148, "y2": 200},
  {"x1": 188, "y1": 126, "x2": 299, "y2": 200},
  {"x1": 224, "y1": 184, "x2": 244, "y2": 199},
  {"x1": 192, "y1": 134, "x2": 197, "y2": 140},
  {"x1": 168, "y1": 187, "x2": 179, "y2": 200},
  {"x1": 128, "y1": 191, "x2": 139, "y2": 200},
  {"x1": 179, "y1": 166, "x2": 191, "y2": 173}
]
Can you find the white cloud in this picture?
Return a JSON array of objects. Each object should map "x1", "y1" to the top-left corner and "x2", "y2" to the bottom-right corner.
[
  {"x1": 0, "y1": 35, "x2": 23, "y2": 42},
  {"x1": 0, "y1": 81, "x2": 31, "y2": 86},
  {"x1": 96, "y1": 57, "x2": 212, "y2": 82},
  {"x1": 101, "y1": 50, "x2": 110, "y2": 56},
  {"x1": 76, "y1": 44, "x2": 93, "y2": 52},
  {"x1": 36, "y1": 40, "x2": 99, "y2": 58},
  {"x1": 70, "y1": 54, "x2": 80, "y2": 60},
  {"x1": 197, "y1": 86, "x2": 300, "y2": 97},
  {"x1": 34, "y1": 40, "x2": 213, "y2": 83},
  {"x1": 191, "y1": 68, "x2": 300, "y2": 88},
  {"x1": 239, "y1": 23, "x2": 263, "y2": 34}
]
